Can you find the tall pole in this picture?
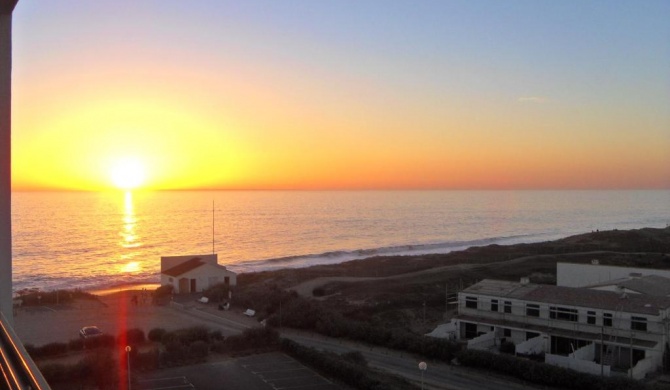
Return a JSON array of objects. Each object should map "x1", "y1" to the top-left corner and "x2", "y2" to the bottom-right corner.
[
  {"x1": 125, "y1": 346, "x2": 132, "y2": 390},
  {"x1": 0, "y1": 1, "x2": 17, "y2": 325},
  {"x1": 212, "y1": 200, "x2": 215, "y2": 254},
  {"x1": 600, "y1": 326, "x2": 605, "y2": 377},
  {"x1": 418, "y1": 361, "x2": 427, "y2": 390}
]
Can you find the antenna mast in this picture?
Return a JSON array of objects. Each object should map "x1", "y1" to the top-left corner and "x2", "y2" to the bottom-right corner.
[{"x1": 212, "y1": 199, "x2": 215, "y2": 254}]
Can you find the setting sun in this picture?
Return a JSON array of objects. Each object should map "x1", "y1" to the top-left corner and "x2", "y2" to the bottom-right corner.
[{"x1": 110, "y1": 158, "x2": 146, "y2": 190}]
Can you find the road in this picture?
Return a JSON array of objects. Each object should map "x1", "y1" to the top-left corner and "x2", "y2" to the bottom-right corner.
[{"x1": 281, "y1": 330, "x2": 543, "y2": 390}]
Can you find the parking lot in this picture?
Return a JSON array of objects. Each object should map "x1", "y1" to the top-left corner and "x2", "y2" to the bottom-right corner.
[
  {"x1": 238, "y1": 353, "x2": 341, "y2": 390},
  {"x1": 137, "y1": 352, "x2": 344, "y2": 390}
]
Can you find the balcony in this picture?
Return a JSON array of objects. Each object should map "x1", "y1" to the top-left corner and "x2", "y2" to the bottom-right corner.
[{"x1": 0, "y1": 311, "x2": 51, "y2": 390}]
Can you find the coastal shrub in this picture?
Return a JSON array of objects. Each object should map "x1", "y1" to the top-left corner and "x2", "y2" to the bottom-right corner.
[
  {"x1": 224, "y1": 327, "x2": 280, "y2": 352},
  {"x1": 148, "y1": 327, "x2": 166, "y2": 342},
  {"x1": 16, "y1": 289, "x2": 97, "y2": 306},
  {"x1": 152, "y1": 284, "x2": 173, "y2": 305},
  {"x1": 68, "y1": 337, "x2": 84, "y2": 351},
  {"x1": 189, "y1": 340, "x2": 209, "y2": 360},
  {"x1": 271, "y1": 297, "x2": 461, "y2": 362},
  {"x1": 499, "y1": 340, "x2": 515, "y2": 354},
  {"x1": 312, "y1": 287, "x2": 326, "y2": 297},
  {"x1": 121, "y1": 328, "x2": 146, "y2": 346},
  {"x1": 234, "y1": 283, "x2": 298, "y2": 318},
  {"x1": 40, "y1": 351, "x2": 118, "y2": 390},
  {"x1": 84, "y1": 334, "x2": 115, "y2": 349},
  {"x1": 209, "y1": 329, "x2": 224, "y2": 341},
  {"x1": 202, "y1": 282, "x2": 231, "y2": 303},
  {"x1": 211, "y1": 340, "x2": 226, "y2": 354},
  {"x1": 35, "y1": 342, "x2": 68, "y2": 358},
  {"x1": 134, "y1": 348, "x2": 160, "y2": 372},
  {"x1": 38, "y1": 363, "x2": 69, "y2": 384},
  {"x1": 280, "y1": 339, "x2": 416, "y2": 390},
  {"x1": 163, "y1": 325, "x2": 211, "y2": 346},
  {"x1": 456, "y1": 349, "x2": 647, "y2": 390}
]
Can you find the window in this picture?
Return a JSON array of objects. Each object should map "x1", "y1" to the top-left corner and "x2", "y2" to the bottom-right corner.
[
  {"x1": 503, "y1": 328, "x2": 511, "y2": 337},
  {"x1": 465, "y1": 296, "x2": 478, "y2": 309},
  {"x1": 526, "y1": 304, "x2": 540, "y2": 317},
  {"x1": 491, "y1": 299, "x2": 498, "y2": 312},
  {"x1": 504, "y1": 301, "x2": 512, "y2": 313},
  {"x1": 587, "y1": 311, "x2": 596, "y2": 325},
  {"x1": 549, "y1": 306, "x2": 578, "y2": 322},
  {"x1": 631, "y1": 316, "x2": 647, "y2": 331},
  {"x1": 603, "y1": 313, "x2": 613, "y2": 327}
]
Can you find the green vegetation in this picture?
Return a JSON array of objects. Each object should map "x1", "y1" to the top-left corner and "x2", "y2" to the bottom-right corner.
[
  {"x1": 14, "y1": 289, "x2": 99, "y2": 306},
  {"x1": 281, "y1": 339, "x2": 419, "y2": 390},
  {"x1": 34, "y1": 325, "x2": 281, "y2": 389},
  {"x1": 457, "y1": 349, "x2": 651, "y2": 390}
]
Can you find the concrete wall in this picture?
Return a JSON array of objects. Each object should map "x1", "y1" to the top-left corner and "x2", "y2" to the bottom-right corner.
[
  {"x1": 0, "y1": 9, "x2": 12, "y2": 325},
  {"x1": 546, "y1": 353, "x2": 610, "y2": 376},
  {"x1": 569, "y1": 342, "x2": 595, "y2": 360},
  {"x1": 516, "y1": 335, "x2": 547, "y2": 355},
  {"x1": 628, "y1": 356, "x2": 658, "y2": 380},
  {"x1": 467, "y1": 330, "x2": 495, "y2": 350},
  {"x1": 557, "y1": 263, "x2": 670, "y2": 287},
  {"x1": 426, "y1": 321, "x2": 458, "y2": 340},
  {"x1": 164, "y1": 262, "x2": 237, "y2": 294}
]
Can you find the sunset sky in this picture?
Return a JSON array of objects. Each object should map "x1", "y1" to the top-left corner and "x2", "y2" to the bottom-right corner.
[{"x1": 10, "y1": 1, "x2": 670, "y2": 190}]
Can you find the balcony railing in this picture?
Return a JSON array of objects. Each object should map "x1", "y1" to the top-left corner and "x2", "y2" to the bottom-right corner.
[{"x1": 0, "y1": 310, "x2": 51, "y2": 389}]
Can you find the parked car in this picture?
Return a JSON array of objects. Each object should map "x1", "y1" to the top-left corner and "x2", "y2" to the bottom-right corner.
[{"x1": 79, "y1": 326, "x2": 103, "y2": 339}]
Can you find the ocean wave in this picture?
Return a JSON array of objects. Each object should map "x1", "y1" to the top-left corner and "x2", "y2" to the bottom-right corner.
[{"x1": 228, "y1": 233, "x2": 549, "y2": 272}]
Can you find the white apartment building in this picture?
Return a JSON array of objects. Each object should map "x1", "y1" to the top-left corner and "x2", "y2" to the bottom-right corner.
[{"x1": 447, "y1": 278, "x2": 670, "y2": 379}]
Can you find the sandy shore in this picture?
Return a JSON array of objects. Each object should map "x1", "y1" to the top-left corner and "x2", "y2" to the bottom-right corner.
[{"x1": 14, "y1": 289, "x2": 259, "y2": 347}]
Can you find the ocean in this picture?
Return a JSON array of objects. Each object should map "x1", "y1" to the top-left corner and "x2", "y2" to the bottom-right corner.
[{"x1": 11, "y1": 190, "x2": 670, "y2": 293}]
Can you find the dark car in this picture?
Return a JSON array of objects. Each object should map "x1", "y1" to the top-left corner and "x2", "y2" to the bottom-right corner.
[{"x1": 79, "y1": 326, "x2": 103, "y2": 339}]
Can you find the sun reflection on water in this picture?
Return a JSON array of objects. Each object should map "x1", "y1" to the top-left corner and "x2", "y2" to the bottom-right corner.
[
  {"x1": 121, "y1": 191, "x2": 140, "y2": 249},
  {"x1": 119, "y1": 191, "x2": 142, "y2": 273}
]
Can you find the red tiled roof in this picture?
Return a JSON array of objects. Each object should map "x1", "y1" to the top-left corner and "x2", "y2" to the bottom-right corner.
[{"x1": 162, "y1": 257, "x2": 205, "y2": 277}]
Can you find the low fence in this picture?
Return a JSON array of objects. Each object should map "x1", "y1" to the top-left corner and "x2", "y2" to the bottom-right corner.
[
  {"x1": 569, "y1": 342, "x2": 594, "y2": 361},
  {"x1": 545, "y1": 352, "x2": 610, "y2": 376},
  {"x1": 516, "y1": 335, "x2": 545, "y2": 355},
  {"x1": 628, "y1": 356, "x2": 658, "y2": 380},
  {"x1": 467, "y1": 331, "x2": 495, "y2": 350}
]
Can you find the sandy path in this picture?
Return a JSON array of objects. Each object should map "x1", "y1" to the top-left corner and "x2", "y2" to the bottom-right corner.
[{"x1": 289, "y1": 250, "x2": 631, "y2": 297}]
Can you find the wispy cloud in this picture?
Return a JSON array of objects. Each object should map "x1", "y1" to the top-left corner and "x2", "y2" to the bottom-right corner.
[{"x1": 517, "y1": 96, "x2": 547, "y2": 103}]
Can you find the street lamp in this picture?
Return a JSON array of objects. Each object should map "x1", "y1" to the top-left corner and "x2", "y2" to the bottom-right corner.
[
  {"x1": 125, "y1": 345, "x2": 132, "y2": 390},
  {"x1": 418, "y1": 361, "x2": 427, "y2": 390}
]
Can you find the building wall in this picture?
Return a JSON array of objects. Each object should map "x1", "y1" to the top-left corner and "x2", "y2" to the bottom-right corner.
[
  {"x1": 557, "y1": 263, "x2": 670, "y2": 287},
  {"x1": 457, "y1": 292, "x2": 669, "y2": 358},
  {"x1": 162, "y1": 263, "x2": 237, "y2": 294}
]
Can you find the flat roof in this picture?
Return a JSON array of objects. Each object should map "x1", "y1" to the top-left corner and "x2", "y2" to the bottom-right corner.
[
  {"x1": 587, "y1": 275, "x2": 670, "y2": 297},
  {"x1": 463, "y1": 279, "x2": 670, "y2": 315}
]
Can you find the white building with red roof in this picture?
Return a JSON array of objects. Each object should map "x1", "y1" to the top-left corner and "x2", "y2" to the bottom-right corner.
[{"x1": 160, "y1": 254, "x2": 237, "y2": 294}]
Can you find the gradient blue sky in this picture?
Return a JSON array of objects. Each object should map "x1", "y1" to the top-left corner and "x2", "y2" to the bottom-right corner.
[{"x1": 10, "y1": 1, "x2": 670, "y2": 190}]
